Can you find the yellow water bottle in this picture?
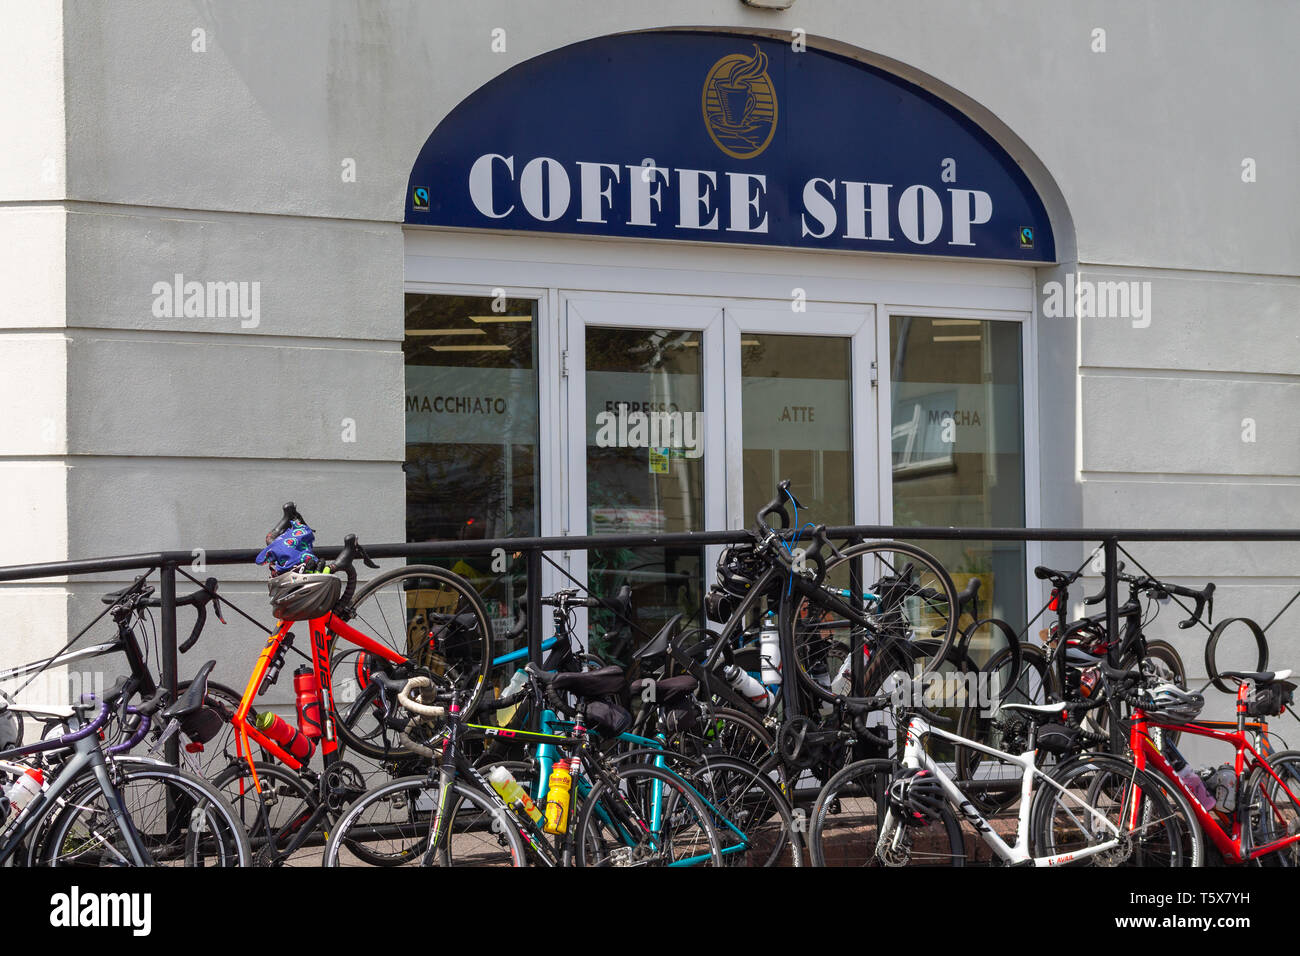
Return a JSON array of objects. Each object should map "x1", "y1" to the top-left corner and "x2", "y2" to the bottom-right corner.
[
  {"x1": 543, "y1": 760, "x2": 573, "y2": 835},
  {"x1": 488, "y1": 765, "x2": 543, "y2": 824}
]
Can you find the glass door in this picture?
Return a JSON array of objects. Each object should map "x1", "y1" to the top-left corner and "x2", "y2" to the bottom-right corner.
[
  {"x1": 565, "y1": 296, "x2": 875, "y2": 660},
  {"x1": 564, "y1": 297, "x2": 725, "y2": 662},
  {"x1": 724, "y1": 303, "x2": 878, "y2": 530}
]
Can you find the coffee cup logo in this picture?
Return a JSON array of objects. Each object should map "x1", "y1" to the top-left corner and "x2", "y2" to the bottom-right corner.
[{"x1": 702, "y1": 44, "x2": 778, "y2": 160}]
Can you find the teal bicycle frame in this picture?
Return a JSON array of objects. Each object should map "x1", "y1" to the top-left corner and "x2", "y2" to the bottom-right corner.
[{"x1": 533, "y1": 712, "x2": 751, "y2": 865}]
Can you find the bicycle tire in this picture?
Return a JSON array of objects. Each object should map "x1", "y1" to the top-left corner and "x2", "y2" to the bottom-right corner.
[
  {"x1": 680, "y1": 706, "x2": 783, "y2": 778},
  {"x1": 954, "y1": 643, "x2": 1052, "y2": 813},
  {"x1": 35, "y1": 759, "x2": 251, "y2": 867},
  {"x1": 683, "y1": 754, "x2": 804, "y2": 866},
  {"x1": 790, "y1": 541, "x2": 961, "y2": 705},
  {"x1": 210, "y1": 759, "x2": 320, "y2": 867},
  {"x1": 331, "y1": 564, "x2": 494, "y2": 758},
  {"x1": 1241, "y1": 748, "x2": 1300, "y2": 866},
  {"x1": 808, "y1": 758, "x2": 965, "y2": 866},
  {"x1": 1031, "y1": 752, "x2": 1188, "y2": 866},
  {"x1": 575, "y1": 764, "x2": 722, "y2": 867},
  {"x1": 323, "y1": 774, "x2": 526, "y2": 867}
]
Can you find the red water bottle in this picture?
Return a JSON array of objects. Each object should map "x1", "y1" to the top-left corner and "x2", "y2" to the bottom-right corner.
[
  {"x1": 253, "y1": 711, "x2": 315, "y2": 761},
  {"x1": 294, "y1": 666, "x2": 323, "y2": 740}
]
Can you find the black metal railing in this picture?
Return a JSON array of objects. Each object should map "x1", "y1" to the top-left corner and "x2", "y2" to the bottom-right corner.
[{"x1": 1, "y1": 524, "x2": 1298, "y2": 761}]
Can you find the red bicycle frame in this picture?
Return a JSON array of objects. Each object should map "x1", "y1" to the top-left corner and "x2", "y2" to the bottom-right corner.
[
  {"x1": 1129, "y1": 681, "x2": 1300, "y2": 863},
  {"x1": 231, "y1": 612, "x2": 405, "y2": 791}
]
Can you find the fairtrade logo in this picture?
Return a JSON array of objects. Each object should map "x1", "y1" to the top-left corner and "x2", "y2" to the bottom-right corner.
[
  {"x1": 413, "y1": 186, "x2": 430, "y2": 208},
  {"x1": 1019, "y1": 226, "x2": 1034, "y2": 249},
  {"x1": 702, "y1": 44, "x2": 778, "y2": 160}
]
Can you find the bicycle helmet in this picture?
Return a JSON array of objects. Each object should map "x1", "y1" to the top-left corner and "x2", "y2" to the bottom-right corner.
[
  {"x1": 886, "y1": 767, "x2": 947, "y2": 826},
  {"x1": 715, "y1": 544, "x2": 766, "y2": 597},
  {"x1": 267, "y1": 569, "x2": 344, "y2": 621},
  {"x1": 1140, "y1": 682, "x2": 1204, "y2": 722}
]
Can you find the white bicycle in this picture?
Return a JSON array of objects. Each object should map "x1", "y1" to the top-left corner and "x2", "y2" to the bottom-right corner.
[{"x1": 808, "y1": 695, "x2": 1191, "y2": 866}]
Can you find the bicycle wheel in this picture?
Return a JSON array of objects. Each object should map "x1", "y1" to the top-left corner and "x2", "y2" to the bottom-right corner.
[
  {"x1": 210, "y1": 760, "x2": 321, "y2": 866},
  {"x1": 955, "y1": 643, "x2": 1052, "y2": 813},
  {"x1": 1031, "y1": 752, "x2": 1187, "y2": 866},
  {"x1": 1241, "y1": 749, "x2": 1300, "y2": 866},
  {"x1": 685, "y1": 755, "x2": 803, "y2": 866},
  {"x1": 323, "y1": 774, "x2": 526, "y2": 867},
  {"x1": 332, "y1": 564, "x2": 493, "y2": 758},
  {"x1": 677, "y1": 706, "x2": 782, "y2": 777},
  {"x1": 35, "y1": 759, "x2": 251, "y2": 867},
  {"x1": 809, "y1": 758, "x2": 964, "y2": 866},
  {"x1": 790, "y1": 541, "x2": 961, "y2": 705},
  {"x1": 172, "y1": 678, "x2": 248, "y2": 780},
  {"x1": 576, "y1": 764, "x2": 722, "y2": 867}
]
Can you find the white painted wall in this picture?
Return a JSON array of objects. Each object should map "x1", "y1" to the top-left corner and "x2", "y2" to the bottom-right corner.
[{"x1": 0, "y1": 2, "x2": 1294, "y2": 720}]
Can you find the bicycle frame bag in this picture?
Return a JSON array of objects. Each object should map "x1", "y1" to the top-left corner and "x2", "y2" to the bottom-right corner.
[
  {"x1": 1247, "y1": 680, "x2": 1296, "y2": 717},
  {"x1": 1035, "y1": 721, "x2": 1081, "y2": 756}
]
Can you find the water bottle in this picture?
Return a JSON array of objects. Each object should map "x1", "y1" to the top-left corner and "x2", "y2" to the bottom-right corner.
[
  {"x1": 488, "y1": 765, "x2": 543, "y2": 824},
  {"x1": 720, "y1": 664, "x2": 774, "y2": 711},
  {"x1": 1209, "y1": 764, "x2": 1237, "y2": 812},
  {"x1": 4, "y1": 767, "x2": 44, "y2": 819},
  {"x1": 759, "y1": 612, "x2": 782, "y2": 686},
  {"x1": 810, "y1": 659, "x2": 831, "y2": 693},
  {"x1": 542, "y1": 760, "x2": 573, "y2": 835},
  {"x1": 294, "y1": 666, "x2": 323, "y2": 740},
  {"x1": 496, "y1": 668, "x2": 529, "y2": 726},
  {"x1": 1165, "y1": 744, "x2": 1214, "y2": 809},
  {"x1": 829, "y1": 654, "x2": 856, "y2": 697},
  {"x1": 253, "y1": 711, "x2": 316, "y2": 762},
  {"x1": 502, "y1": 668, "x2": 528, "y2": 699}
]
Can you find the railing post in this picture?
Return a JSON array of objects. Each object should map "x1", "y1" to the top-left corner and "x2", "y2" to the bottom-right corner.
[
  {"x1": 1102, "y1": 536, "x2": 1123, "y2": 751},
  {"x1": 526, "y1": 547, "x2": 543, "y2": 731},
  {"x1": 1103, "y1": 537, "x2": 1120, "y2": 667},
  {"x1": 159, "y1": 561, "x2": 179, "y2": 766}
]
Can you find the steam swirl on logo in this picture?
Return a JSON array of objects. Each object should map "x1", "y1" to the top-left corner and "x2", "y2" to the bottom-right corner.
[{"x1": 702, "y1": 44, "x2": 778, "y2": 160}]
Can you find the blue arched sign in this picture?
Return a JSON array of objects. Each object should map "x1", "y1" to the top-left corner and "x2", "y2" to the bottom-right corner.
[{"x1": 407, "y1": 32, "x2": 1055, "y2": 262}]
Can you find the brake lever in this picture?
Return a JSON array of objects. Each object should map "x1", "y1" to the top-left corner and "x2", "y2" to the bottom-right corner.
[
  {"x1": 205, "y1": 577, "x2": 227, "y2": 624},
  {"x1": 356, "y1": 542, "x2": 380, "y2": 570}
]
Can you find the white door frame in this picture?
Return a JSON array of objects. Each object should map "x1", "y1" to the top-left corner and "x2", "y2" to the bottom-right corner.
[{"x1": 405, "y1": 229, "x2": 1040, "y2": 625}]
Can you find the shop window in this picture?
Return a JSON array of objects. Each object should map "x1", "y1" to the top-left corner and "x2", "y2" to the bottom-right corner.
[
  {"x1": 583, "y1": 327, "x2": 705, "y2": 661},
  {"x1": 890, "y1": 316, "x2": 1026, "y2": 657},
  {"x1": 404, "y1": 293, "x2": 539, "y2": 633}
]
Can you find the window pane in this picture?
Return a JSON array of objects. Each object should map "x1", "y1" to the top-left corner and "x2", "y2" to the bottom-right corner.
[
  {"x1": 890, "y1": 316, "x2": 1026, "y2": 654},
  {"x1": 741, "y1": 334, "x2": 853, "y2": 527},
  {"x1": 404, "y1": 293, "x2": 539, "y2": 635},
  {"x1": 585, "y1": 327, "x2": 705, "y2": 662}
]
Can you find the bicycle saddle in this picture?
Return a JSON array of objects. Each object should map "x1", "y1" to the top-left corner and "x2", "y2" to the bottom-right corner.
[
  {"x1": 1221, "y1": 668, "x2": 1292, "y2": 684},
  {"x1": 631, "y1": 614, "x2": 682, "y2": 661},
  {"x1": 1000, "y1": 701, "x2": 1066, "y2": 719},
  {"x1": 550, "y1": 665, "x2": 626, "y2": 699},
  {"x1": 160, "y1": 660, "x2": 216, "y2": 720},
  {"x1": 629, "y1": 674, "x2": 697, "y2": 706}
]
